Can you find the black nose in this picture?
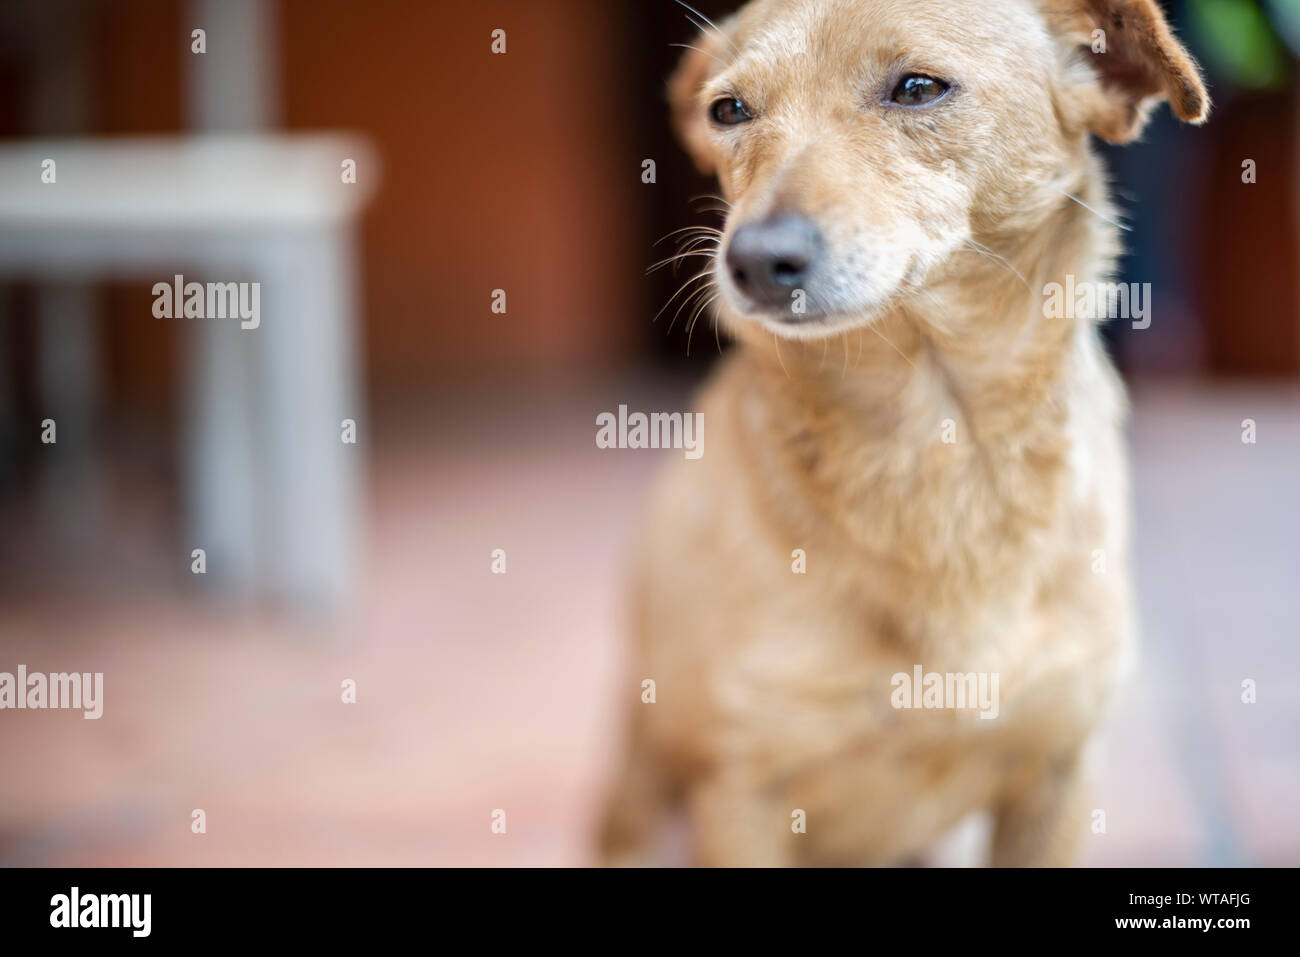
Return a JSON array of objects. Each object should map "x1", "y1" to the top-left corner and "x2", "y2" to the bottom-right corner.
[{"x1": 725, "y1": 212, "x2": 823, "y2": 309}]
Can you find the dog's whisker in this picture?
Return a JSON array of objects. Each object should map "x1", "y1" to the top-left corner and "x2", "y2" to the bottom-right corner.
[
  {"x1": 649, "y1": 226, "x2": 720, "y2": 280},
  {"x1": 679, "y1": 238, "x2": 721, "y2": 259},
  {"x1": 678, "y1": 229, "x2": 722, "y2": 246},
  {"x1": 667, "y1": 272, "x2": 718, "y2": 335},
  {"x1": 867, "y1": 320, "x2": 918, "y2": 371},
  {"x1": 1060, "y1": 190, "x2": 1132, "y2": 232},
  {"x1": 651, "y1": 240, "x2": 718, "y2": 264},
  {"x1": 654, "y1": 224, "x2": 722, "y2": 247},
  {"x1": 653, "y1": 265, "x2": 715, "y2": 326},
  {"x1": 647, "y1": 247, "x2": 718, "y2": 276},
  {"x1": 679, "y1": 284, "x2": 717, "y2": 345},
  {"x1": 650, "y1": 238, "x2": 717, "y2": 261},
  {"x1": 689, "y1": 192, "x2": 732, "y2": 211},
  {"x1": 713, "y1": 297, "x2": 725, "y2": 355},
  {"x1": 655, "y1": 243, "x2": 717, "y2": 269},
  {"x1": 665, "y1": 271, "x2": 713, "y2": 323},
  {"x1": 959, "y1": 240, "x2": 1032, "y2": 292},
  {"x1": 669, "y1": 42, "x2": 729, "y2": 69},
  {"x1": 667, "y1": 286, "x2": 704, "y2": 336},
  {"x1": 911, "y1": 287, "x2": 956, "y2": 338},
  {"x1": 674, "y1": 0, "x2": 739, "y2": 56},
  {"x1": 685, "y1": 289, "x2": 716, "y2": 356},
  {"x1": 647, "y1": 245, "x2": 715, "y2": 270},
  {"x1": 680, "y1": 11, "x2": 717, "y2": 48},
  {"x1": 772, "y1": 333, "x2": 790, "y2": 378},
  {"x1": 668, "y1": 250, "x2": 712, "y2": 273}
]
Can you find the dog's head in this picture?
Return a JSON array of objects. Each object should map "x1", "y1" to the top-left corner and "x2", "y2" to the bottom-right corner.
[{"x1": 669, "y1": 0, "x2": 1208, "y2": 339}]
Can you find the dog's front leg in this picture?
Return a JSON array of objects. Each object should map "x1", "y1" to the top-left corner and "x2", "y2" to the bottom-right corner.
[
  {"x1": 990, "y1": 749, "x2": 1091, "y2": 867},
  {"x1": 689, "y1": 768, "x2": 796, "y2": 867}
]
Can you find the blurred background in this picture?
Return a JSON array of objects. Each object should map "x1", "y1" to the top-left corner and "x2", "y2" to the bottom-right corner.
[{"x1": 0, "y1": 0, "x2": 1296, "y2": 866}]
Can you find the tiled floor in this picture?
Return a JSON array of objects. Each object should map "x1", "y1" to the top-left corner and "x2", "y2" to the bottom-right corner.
[{"x1": 0, "y1": 379, "x2": 1296, "y2": 865}]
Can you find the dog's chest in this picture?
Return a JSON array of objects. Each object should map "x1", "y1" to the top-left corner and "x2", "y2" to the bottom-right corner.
[
  {"x1": 725, "y1": 606, "x2": 1107, "y2": 752},
  {"x1": 716, "y1": 603, "x2": 1122, "y2": 860}
]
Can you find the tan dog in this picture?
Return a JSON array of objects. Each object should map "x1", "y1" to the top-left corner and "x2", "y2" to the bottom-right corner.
[{"x1": 600, "y1": 0, "x2": 1207, "y2": 866}]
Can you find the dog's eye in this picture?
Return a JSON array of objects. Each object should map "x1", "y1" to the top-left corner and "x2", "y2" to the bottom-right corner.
[
  {"x1": 890, "y1": 74, "x2": 949, "y2": 107},
  {"x1": 710, "y1": 96, "x2": 752, "y2": 126}
]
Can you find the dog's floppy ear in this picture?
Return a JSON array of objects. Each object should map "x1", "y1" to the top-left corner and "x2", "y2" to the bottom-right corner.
[
  {"x1": 668, "y1": 20, "x2": 735, "y2": 175},
  {"x1": 1044, "y1": 0, "x2": 1209, "y2": 142}
]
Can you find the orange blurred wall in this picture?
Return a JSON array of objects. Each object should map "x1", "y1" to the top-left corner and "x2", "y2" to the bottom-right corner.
[
  {"x1": 87, "y1": 0, "x2": 642, "y2": 407},
  {"x1": 279, "y1": 0, "x2": 642, "y2": 393}
]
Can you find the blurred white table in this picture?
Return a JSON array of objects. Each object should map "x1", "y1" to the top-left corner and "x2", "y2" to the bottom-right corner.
[{"x1": 0, "y1": 134, "x2": 378, "y2": 610}]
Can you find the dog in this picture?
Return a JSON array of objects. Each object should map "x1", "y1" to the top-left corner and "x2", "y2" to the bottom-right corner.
[{"x1": 600, "y1": 0, "x2": 1208, "y2": 866}]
